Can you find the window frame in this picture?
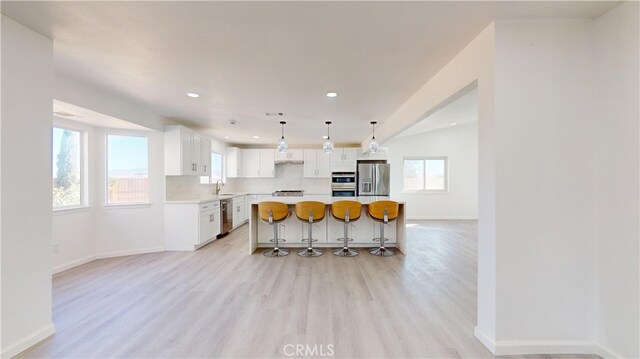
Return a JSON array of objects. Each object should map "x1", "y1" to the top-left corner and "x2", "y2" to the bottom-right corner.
[
  {"x1": 51, "y1": 123, "x2": 88, "y2": 211},
  {"x1": 105, "y1": 132, "x2": 151, "y2": 206},
  {"x1": 402, "y1": 156, "x2": 449, "y2": 193}
]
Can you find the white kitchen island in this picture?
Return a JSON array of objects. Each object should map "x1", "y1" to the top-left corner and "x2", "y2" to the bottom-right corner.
[{"x1": 248, "y1": 196, "x2": 406, "y2": 255}]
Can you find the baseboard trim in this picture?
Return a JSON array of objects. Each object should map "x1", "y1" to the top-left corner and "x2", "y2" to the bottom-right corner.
[
  {"x1": 474, "y1": 326, "x2": 496, "y2": 354},
  {"x1": 2, "y1": 323, "x2": 55, "y2": 358},
  {"x1": 592, "y1": 342, "x2": 624, "y2": 358},
  {"x1": 53, "y1": 255, "x2": 96, "y2": 275},
  {"x1": 95, "y1": 247, "x2": 165, "y2": 260},
  {"x1": 494, "y1": 340, "x2": 598, "y2": 356},
  {"x1": 408, "y1": 216, "x2": 478, "y2": 220}
]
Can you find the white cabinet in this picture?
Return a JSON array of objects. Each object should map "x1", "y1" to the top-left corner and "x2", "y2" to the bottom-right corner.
[
  {"x1": 330, "y1": 147, "x2": 358, "y2": 172},
  {"x1": 199, "y1": 202, "x2": 221, "y2": 244},
  {"x1": 232, "y1": 195, "x2": 248, "y2": 228},
  {"x1": 241, "y1": 149, "x2": 261, "y2": 178},
  {"x1": 358, "y1": 147, "x2": 387, "y2": 161},
  {"x1": 275, "y1": 149, "x2": 303, "y2": 162},
  {"x1": 165, "y1": 201, "x2": 220, "y2": 250},
  {"x1": 240, "y1": 149, "x2": 274, "y2": 178},
  {"x1": 303, "y1": 149, "x2": 331, "y2": 178},
  {"x1": 226, "y1": 147, "x2": 242, "y2": 178},
  {"x1": 164, "y1": 125, "x2": 211, "y2": 176}
]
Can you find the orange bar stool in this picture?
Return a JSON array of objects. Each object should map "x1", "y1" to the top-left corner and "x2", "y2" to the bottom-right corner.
[
  {"x1": 331, "y1": 200, "x2": 362, "y2": 257},
  {"x1": 295, "y1": 201, "x2": 326, "y2": 257},
  {"x1": 258, "y1": 201, "x2": 291, "y2": 258},
  {"x1": 367, "y1": 200, "x2": 399, "y2": 257}
]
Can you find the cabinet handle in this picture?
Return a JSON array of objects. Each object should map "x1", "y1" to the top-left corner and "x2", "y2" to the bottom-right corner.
[{"x1": 204, "y1": 165, "x2": 207, "y2": 172}]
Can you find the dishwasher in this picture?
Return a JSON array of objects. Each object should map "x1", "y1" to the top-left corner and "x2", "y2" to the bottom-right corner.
[{"x1": 219, "y1": 198, "x2": 233, "y2": 237}]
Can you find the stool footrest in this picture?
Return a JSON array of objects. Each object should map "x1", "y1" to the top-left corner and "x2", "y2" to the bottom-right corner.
[
  {"x1": 301, "y1": 238, "x2": 318, "y2": 243},
  {"x1": 372, "y1": 237, "x2": 390, "y2": 243},
  {"x1": 268, "y1": 238, "x2": 286, "y2": 243}
]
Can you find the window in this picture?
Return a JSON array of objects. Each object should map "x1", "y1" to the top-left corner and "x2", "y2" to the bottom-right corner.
[
  {"x1": 52, "y1": 126, "x2": 84, "y2": 209},
  {"x1": 107, "y1": 135, "x2": 149, "y2": 204},
  {"x1": 403, "y1": 157, "x2": 448, "y2": 192},
  {"x1": 200, "y1": 152, "x2": 224, "y2": 184}
]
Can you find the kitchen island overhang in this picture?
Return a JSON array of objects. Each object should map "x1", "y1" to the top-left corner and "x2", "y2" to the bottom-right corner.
[{"x1": 248, "y1": 196, "x2": 406, "y2": 255}]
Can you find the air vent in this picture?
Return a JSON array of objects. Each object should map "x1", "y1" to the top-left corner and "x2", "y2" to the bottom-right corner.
[{"x1": 265, "y1": 112, "x2": 284, "y2": 116}]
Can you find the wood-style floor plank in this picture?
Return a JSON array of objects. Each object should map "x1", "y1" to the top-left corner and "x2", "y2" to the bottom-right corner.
[{"x1": 18, "y1": 221, "x2": 599, "y2": 358}]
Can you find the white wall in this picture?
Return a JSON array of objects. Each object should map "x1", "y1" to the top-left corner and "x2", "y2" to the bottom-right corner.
[
  {"x1": 51, "y1": 76, "x2": 167, "y2": 272},
  {"x1": 1, "y1": 15, "x2": 55, "y2": 357},
  {"x1": 493, "y1": 18, "x2": 596, "y2": 346},
  {"x1": 592, "y1": 2, "x2": 639, "y2": 357},
  {"x1": 384, "y1": 122, "x2": 478, "y2": 219}
]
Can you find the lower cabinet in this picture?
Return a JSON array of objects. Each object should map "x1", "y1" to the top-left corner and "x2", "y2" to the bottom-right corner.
[
  {"x1": 231, "y1": 195, "x2": 248, "y2": 228},
  {"x1": 165, "y1": 201, "x2": 220, "y2": 251}
]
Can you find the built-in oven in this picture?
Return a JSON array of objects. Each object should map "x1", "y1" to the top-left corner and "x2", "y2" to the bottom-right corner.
[{"x1": 331, "y1": 172, "x2": 356, "y2": 197}]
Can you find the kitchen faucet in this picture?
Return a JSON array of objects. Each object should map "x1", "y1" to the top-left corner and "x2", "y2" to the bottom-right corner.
[{"x1": 215, "y1": 180, "x2": 224, "y2": 195}]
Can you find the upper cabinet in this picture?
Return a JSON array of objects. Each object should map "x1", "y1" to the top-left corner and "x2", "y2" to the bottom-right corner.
[
  {"x1": 165, "y1": 125, "x2": 211, "y2": 176},
  {"x1": 303, "y1": 149, "x2": 331, "y2": 178},
  {"x1": 275, "y1": 149, "x2": 303, "y2": 162},
  {"x1": 330, "y1": 147, "x2": 358, "y2": 172},
  {"x1": 228, "y1": 148, "x2": 275, "y2": 178},
  {"x1": 226, "y1": 147, "x2": 242, "y2": 178}
]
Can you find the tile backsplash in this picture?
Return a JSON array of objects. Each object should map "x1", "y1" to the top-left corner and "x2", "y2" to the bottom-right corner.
[{"x1": 165, "y1": 164, "x2": 330, "y2": 199}]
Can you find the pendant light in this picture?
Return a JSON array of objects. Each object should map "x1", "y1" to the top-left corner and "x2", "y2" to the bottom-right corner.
[
  {"x1": 368, "y1": 121, "x2": 379, "y2": 153},
  {"x1": 323, "y1": 121, "x2": 334, "y2": 153},
  {"x1": 277, "y1": 121, "x2": 288, "y2": 153}
]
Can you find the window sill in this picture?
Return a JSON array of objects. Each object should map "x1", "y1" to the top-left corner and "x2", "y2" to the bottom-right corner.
[
  {"x1": 104, "y1": 203, "x2": 152, "y2": 210},
  {"x1": 52, "y1": 206, "x2": 91, "y2": 216},
  {"x1": 402, "y1": 190, "x2": 449, "y2": 194}
]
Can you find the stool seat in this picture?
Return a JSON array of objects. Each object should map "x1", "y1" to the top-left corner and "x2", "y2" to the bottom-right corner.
[
  {"x1": 331, "y1": 200, "x2": 362, "y2": 257},
  {"x1": 367, "y1": 200, "x2": 399, "y2": 257},
  {"x1": 295, "y1": 201, "x2": 326, "y2": 258},
  {"x1": 258, "y1": 201, "x2": 291, "y2": 257}
]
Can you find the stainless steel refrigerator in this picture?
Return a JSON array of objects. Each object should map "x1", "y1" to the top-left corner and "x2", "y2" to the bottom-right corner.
[{"x1": 357, "y1": 162, "x2": 390, "y2": 196}]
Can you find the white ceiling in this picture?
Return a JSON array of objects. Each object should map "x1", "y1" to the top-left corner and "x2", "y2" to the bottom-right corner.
[
  {"x1": 393, "y1": 88, "x2": 477, "y2": 139},
  {"x1": 53, "y1": 100, "x2": 151, "y2": 131},
  {"x1": 1, "y1": 1, "x2": 617, "y2": 146}
]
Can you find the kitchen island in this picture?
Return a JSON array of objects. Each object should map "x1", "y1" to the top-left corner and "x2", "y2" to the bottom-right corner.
[{"x1": 248, "y1": 196, "x2": 406, "y2": 255}]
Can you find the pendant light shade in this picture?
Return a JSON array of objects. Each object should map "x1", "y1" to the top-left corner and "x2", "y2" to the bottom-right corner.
[
  {"x1": 277, "y1": 121, "x2": 288, "y2": 153},
  {"x1": 368, "y1": 121, "x2": 379, "y2": 153},
  {"x1": 323, "y1": 121, "x2": 334, "y2": 153}
]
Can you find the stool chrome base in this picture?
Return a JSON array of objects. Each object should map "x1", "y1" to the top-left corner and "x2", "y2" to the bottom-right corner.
[
  {"x1": 297, "y1": 248, "x2": 323, "y2": 257},
  {"x1": 333, "y1": 248, "x2": 359, "y2": 257},
  {"x1": 263, "y1": 248, "x2": 289, "y2": 257},
  {"x1": 369, "y1": 247, "x2": 395, "y2": 257}
]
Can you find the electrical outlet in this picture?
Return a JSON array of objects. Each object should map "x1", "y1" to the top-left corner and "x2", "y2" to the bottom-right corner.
[{"x1": 52, "y1": 243, "x2": 59, "y2": 254}]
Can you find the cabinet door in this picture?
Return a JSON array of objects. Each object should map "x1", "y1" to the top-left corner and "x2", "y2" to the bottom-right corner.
[
  {"x1": 303, "y1": 149, "x2": 317, "y2": 178},
  {"x1": 226, "y1": 147, "x2": 241, "y2": 178},
  {"x1": 181, "y1": 127, "x2": 194, "y2": 174},
  {"x1": 316, "y1": 150, "x2": 331, "y2": 178},
  {"x1": 343, "y1": 148, "x2": 358, "y2": 163},
  {"x1": 211, "y1": 206, "x2": 221, "y2": 238},
  {"x1": 288, "y1": 149, "x2": 304, "y2": 161},
  {"x1": 242, "y1": 149, "x2": 261, "y2": 178},
  {"x1": 199, "y1": 210, "x2": 213, "y2": 244},
  {"x1": 330, "y1": 148, "x2": 344, "y2": 163},
  {"x1": 200, "y1": 137, "x2": 211, "y2": 176},
  {"x1": 260, "y1": 149, "x2": 275, "y2": 177},
  {"x1": 192, "y1": 134, "x2": 202, "y2": 174}
]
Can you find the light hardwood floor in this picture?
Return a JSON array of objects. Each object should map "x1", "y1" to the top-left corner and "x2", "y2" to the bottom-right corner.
[{"x1": 20, "y1": 221, "x2": 598, "y2": 358}]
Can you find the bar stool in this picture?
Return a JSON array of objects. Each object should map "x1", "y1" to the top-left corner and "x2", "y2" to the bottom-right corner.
[
  {"x1": 258, "y1": 201, "x2": 291, "y2": 257},
  {"x1": 295, "y1": 201, "x2": 326, "y2": 257},
  {"x1": 367, "y1": 200, "x2": 399, "y2": 257},
  {"x1": 331, "y1": 200, "x2": 362, "y2": 257}
]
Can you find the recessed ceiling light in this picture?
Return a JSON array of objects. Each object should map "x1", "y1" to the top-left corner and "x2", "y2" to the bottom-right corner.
[
  {"x1": 186, "y1": 92, "x2": 200, "y2": 98},
  {"x1": 252, "y1": 135, "x2": 260, "y2": 139},
  {"x1": 323, "y1": 135, "x2": 329, "y2": 139},
  {"x1": 450, "y1": 122, "x2": 457, "y2": 126},
  {"x1": 224, "y1": 136, "x2": 230, "y2": 139},
  {"x1": 326, "y1": 92, "x2": 338, "y2": 98}
]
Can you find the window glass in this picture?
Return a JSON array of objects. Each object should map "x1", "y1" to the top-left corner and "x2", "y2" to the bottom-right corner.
[
  {"x1": 52, "y1": 127, "x2": 82, "y2": 208},
  {"x1": 403, "y1": 159, "x2": 424, "y2": 190},
  {"x1": 425, "y1": 159, "x2": 446, "y2": 190},
  {"x1": 211, "y1": 153, "x2": 223, "y2": 182},
  {"x1": 107, "y1": 135, "x2": 149, "y2": 204}
]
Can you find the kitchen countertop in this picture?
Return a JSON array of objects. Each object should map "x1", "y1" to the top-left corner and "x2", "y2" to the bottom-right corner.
[
  {"x1": 164, "y1": 193, "x2": 248, "y2": 204},
  {"x1": 248, "y1": 196, "x2": 405, "y2": 205}
]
